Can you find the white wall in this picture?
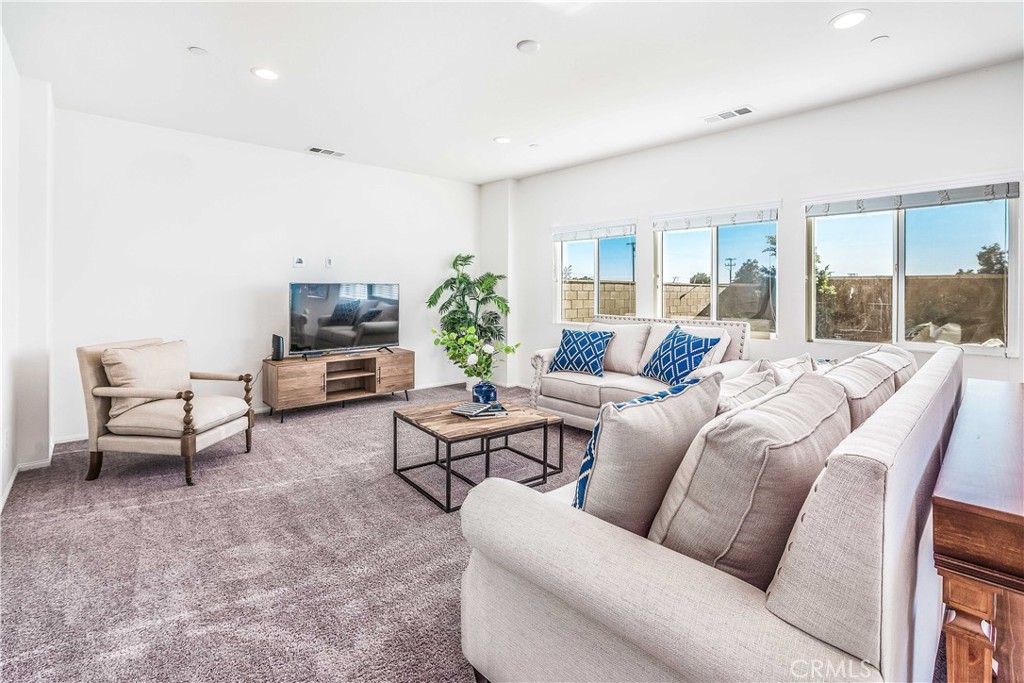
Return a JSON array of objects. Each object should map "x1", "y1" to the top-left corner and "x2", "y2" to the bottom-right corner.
[
  {"x1": 505, "y1": 60, "x2": 1024, "y2": 386},
  {"x1": 1, "y1": 26, "x2": 22, "y2": 503},
  {"x1": 477, "y1": 179, "x2": 516, "y2": 386},
  {"x1": 52, "y1": 111, "x2": 479, "y2": 441}
]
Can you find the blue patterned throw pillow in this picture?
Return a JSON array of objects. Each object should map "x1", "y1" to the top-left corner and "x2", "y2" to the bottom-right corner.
[
  {"x1": 640, "y1": 326, "x2": 719, "y2": 386},
  {"x1": 548, "y1": 329, "x2": 615, "y2": 377},
  {"x1": 329, "y1": 300, "x2": 361, "y2": 326}
]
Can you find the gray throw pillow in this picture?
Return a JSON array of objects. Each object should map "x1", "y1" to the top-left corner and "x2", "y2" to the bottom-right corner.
[
  {"x1": 572, "y1": 374, "x2": 722, "y2": 536},
  {"x1": 649, "y1": 372, "x2": 851, "y2": 590},
  {"x1": 101, "y1": 340, "x2": 192, "y2": 419}
]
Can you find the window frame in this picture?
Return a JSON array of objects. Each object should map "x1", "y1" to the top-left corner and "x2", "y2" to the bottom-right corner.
[
  {"x1": 552, "y1": 222, "x2": 637, "y2": 323},
  {"x1": 806, "y1": 197, "x2": 1020, "y2": 358},
  {"x1": 655, "y1": 220, "x2": 778, "y2": 340}
]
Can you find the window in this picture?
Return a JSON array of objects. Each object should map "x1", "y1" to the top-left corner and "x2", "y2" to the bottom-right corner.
[
  {"x1": 808, "y1": 182, "x2": 1018, "y2": 350},
  {"x1": 656, "y1": 204, "x2": 778, "y2": 335},
  {"x1": 554, "y1": 223, "x2": 636, "y2": 322}
]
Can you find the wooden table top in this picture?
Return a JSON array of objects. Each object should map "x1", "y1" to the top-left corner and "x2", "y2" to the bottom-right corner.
[
  {"x1": 933, "y1": 378, "x2": 1024, "y2": 587},
  {"x1": 395, "y1": 402, "x2": 562, "y2": 443}
]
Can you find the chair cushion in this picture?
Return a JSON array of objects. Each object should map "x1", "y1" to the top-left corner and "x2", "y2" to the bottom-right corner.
[
  {"x1": 717, "y1": 369, "x2": 777, "y2": 414},
  {"x1": 640, "y1": 327, "x2": 719, "y2": 385},
  {"x1": 649, "y1": 372, "x2": 851, "y2": 590},
  {"x1": 107, "y1": 396, "x2": 249, "y2": 438},
  {"x1": 572, "y1": 375, "x2": 723, "y2": 536},
  {"x1": 540, "y1": 371, "x2": 630, "y2": 408},
  {"x1": 817, "y1": 352, "x2": 898, "y2": 429},
  {"x1": 587, "y1": 322, "x2": 650, "y2": 375},
  {"x1": 101, "y1": 340, "x2": 192, "y2": 419},
  {"x1": 548, "y1": 329, "x2": 615, "y2": 377},
  {"x1": 600, "y1": 375, "x2": 671, "y2": 405}
]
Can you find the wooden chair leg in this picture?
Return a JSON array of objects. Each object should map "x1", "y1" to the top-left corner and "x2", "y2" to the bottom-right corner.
[
  {"x1": 245, "y1": 409, "x2": 254, "y2": 453},
  {"x1": 85, "y1": 451, "x2": 103, "y2": 480},
  {"x1": 181, "y1": 392, "x2": 196, "y2": 486},
  {"x1": 184, "y1": 456, "x2": 194, "y2": 486}
]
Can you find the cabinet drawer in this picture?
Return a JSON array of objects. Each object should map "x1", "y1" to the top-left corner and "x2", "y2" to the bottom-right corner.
[
  {"x1": 273, "y1": 362, "x2": 326, "y2": 408},
  {"x1": 378, "y1": 355, "x2": 414, "y2": 377}
]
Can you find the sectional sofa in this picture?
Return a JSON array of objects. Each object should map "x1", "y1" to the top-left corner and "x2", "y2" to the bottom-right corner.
[
  {"x1": 530, "y1": 314, "x2": 753, "y2": 429},
  {"x1": 463, "y1": 340, "x2": 961, "y2": 682}
]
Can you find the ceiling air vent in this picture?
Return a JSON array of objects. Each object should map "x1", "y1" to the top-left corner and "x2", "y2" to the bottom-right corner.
[
  {"x1": 306, "y1": 146, "x2": 346, "y2": 158},
  {"x1": 703, "y1": 106, "x2": 755, "y2": 124}
]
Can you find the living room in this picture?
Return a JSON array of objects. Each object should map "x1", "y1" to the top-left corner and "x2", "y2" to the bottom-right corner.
[{"x1": 1, "y1": 2, "x2": 1021, "y2": 682}]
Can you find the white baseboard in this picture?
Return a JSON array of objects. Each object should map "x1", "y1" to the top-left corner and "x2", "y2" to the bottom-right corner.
[
  {"x1": 18, "y1": 457, "x2": 51, "y2": 471},
  {"x1": 1, "y1": 469, "x2": 16, "y2": 512}
]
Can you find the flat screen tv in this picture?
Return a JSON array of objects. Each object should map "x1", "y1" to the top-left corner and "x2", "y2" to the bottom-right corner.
[{"x1": 289, "y1": 283, "x2": 400, "y2": 354}]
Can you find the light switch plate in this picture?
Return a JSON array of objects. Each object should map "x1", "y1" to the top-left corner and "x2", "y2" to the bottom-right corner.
[{"x1": 325, "y1": 257, "x2": 335, "y2": 268}]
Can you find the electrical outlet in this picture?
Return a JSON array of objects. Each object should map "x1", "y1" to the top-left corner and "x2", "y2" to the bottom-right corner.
[{"x1": 325, "y1": 257, "x2": 334, "y2": 268}]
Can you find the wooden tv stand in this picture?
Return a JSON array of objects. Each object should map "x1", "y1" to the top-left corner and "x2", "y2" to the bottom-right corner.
[{"x1": 262, "y1": 348, "x2": 414, "y2": 422}]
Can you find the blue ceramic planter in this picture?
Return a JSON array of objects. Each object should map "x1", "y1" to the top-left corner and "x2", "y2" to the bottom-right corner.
[{"x1": 472, "y1": 380, "x2": 497, "y2": 404}]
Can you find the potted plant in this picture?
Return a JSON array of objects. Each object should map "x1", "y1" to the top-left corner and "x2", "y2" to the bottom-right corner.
[
  {"x1": 432, "y1": 327, "x2": 519, "y2": 403},
  {"x1": 427, "y1": 254, "x2": 518, "y2": 399}
]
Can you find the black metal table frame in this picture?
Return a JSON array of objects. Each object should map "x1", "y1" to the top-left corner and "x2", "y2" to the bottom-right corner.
[{"x1": 392, "y1": 413, "x2": 564, "y2": 513}]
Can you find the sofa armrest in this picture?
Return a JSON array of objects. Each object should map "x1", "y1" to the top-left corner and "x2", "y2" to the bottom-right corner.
[
  {"x1": 529, "y1": 347, "x2": 558, "y2": 408},
  {"x1": 461, "y1": 478, "x2": 879, "y2": 682},
  {"x1": 317, "y1": 315, "x2": 333, "y2": 327},
  {"x1": 92, "y1": 387, "x2": 185, "y2": 400},
  {"x1": 689, "y1": 358, "x2": 754, "y2": 381}
]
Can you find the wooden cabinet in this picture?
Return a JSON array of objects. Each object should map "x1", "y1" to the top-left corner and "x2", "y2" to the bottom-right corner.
[{"x1": 263, "y1": 348, "x2": 414, "y2": 418}]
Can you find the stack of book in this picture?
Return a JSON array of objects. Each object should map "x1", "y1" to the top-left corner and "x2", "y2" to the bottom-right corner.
[{"x1": 450, "y1": 402, "x2": 510, "y2": 420}]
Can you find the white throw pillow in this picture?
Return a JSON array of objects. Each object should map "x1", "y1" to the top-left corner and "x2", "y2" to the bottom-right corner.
[
  {"x1": 587, "y1": 322, "x2": 651, "y2": 375},
  {"x1": 749, "y1": 353, "x2": 815, "y2": 384},
  {"x1": 101, "y1": 340, "x2": 192, "y2": 419}
]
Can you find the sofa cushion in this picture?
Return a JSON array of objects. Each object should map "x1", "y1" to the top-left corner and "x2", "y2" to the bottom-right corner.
[
  {"x1": 587, "y1": 322, "x2": 650, "y2": 375},
  {"x1": 749, "y1": 353, "x2": 815, "y2": 384},
  {"x1": 548, "y1": 329, "x2": 615, "y2": 377},
  {"x1": 861, "y1": 344, "x2": 918, "y2": 389},
  {"x1": 107, "y1": 395, "x2": 249, "y2": 438},
  {"x1": 329, "y1": 299, "x2": 360, "y2": 325},
  {"x1": 317, "y1": 327, "x2": 358, "y2": 347},
  {"x1": 640, "y1": 327, "x2": 719, "y2": 385},
  {"x1": 357, "y1": 308, "x2": 383, "y2": 324},
  {"x1": 818, "y1": 353, "x2": 897, "y2": 429},
  {"x1": 717, "y1": 369, "x2": 777, "y2": 414},
  {"x1": 377, "y1": 303, "x2": 399, "y2": 322},
  {"x1": 101, "y1": 340, "x2": 192, "y2": 419},
  {"x1": 572, "y1": 375, "x2": 723, "y2": 536},
  {"x1": 600, "y1": 375, "x2": 671, "y2": 405},
  {"x1": 649, "y1": 372, "x2": 851, "y2": 590},
  {"x1": 540, "y1": 371, "x2": 631, "y2": 408}
]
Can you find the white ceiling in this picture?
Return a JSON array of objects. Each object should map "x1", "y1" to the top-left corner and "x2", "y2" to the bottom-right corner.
[{"x1": 3, "y1": 2, "x2": 1022, "y2": 184}]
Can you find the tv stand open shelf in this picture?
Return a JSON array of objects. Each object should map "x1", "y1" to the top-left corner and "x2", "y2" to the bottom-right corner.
[{"x1": 262, "y1": 348, "x2": 414, "y2": 423}]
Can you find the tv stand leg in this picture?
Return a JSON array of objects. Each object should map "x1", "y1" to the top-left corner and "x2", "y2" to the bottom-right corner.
[
  {"x1": 279, "y1": 410, "x2": 285, "y2": 424},
  {"x1": 376, "y1": 346, "x2": 395, "y2": 354},
  {"x1": 404, "y1": 390, "x2": 409, "y2": 401},
  {"x1": 269, "y1": 408, "x2": 274, "y2": 417}
]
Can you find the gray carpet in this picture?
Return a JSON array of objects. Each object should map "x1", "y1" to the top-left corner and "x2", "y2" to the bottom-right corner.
[{"x1": 1, "y1": 385, "x2": 591, "y2": 682}]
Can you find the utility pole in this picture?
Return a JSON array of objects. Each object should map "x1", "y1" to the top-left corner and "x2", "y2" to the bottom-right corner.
[
  {"x1": 724, "y1": 257, "x2": 737, "y2": 283},
  {"x1": 629, "y1": 239, "x2": 636, "y2": 282}
]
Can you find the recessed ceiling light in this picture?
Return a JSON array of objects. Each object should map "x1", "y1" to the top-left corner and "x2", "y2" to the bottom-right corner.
[
  {"x1": 528, "y1": 143, "x2": 539, "y2": 148},
  {"x1": 493, "y1": 136, "x2": 511, "y2": 144},
  {"x1": 250, "y1": 67, "x2": 279, "y2": 80},
  {"x1": 516, "y1": 40, "x2": 541, "y2": 54},
  {"x1": 829, "y1": 9, "x2": 870, "y2": 30},
  {"x1": 871, "y1": 35, "x2": 891, "y2": 44},
  {"x1": 187, "y1": 46, "x2": 208, "y2": 56}
]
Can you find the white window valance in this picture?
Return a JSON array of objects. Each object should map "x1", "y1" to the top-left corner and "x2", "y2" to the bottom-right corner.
[
  {"x1": 805, "y1": 182, "x2": 1019, "y2": 217},
  {"x1": 652, "y1": 201, "x2": 780, "y2": 232},
  {"x1": 552, "y1": 221, "x2": 636, "y2": 242}
]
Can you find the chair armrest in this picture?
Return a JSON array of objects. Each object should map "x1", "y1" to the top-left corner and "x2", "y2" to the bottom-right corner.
[
  {"x1": 190, "y1": 371, "x2": 246, "y2": 382},
  {"x1": 461, "y1": 479, "x2": 878, "y2": 682},
  {"x1": 317, "y1": 315, "x2": 333, "y2": 327},
  {"x1": 92, "y1": 387, "x2": 185, "y2": 400},
  {"x1": 689, "y1": 359, "x2": 754, "y2": 381},
  {"x1": 529, "y1": 347, "x2": 558, "y2": 407}
]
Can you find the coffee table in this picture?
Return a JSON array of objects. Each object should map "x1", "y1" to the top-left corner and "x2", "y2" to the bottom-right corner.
[{"x1": 392, "y1": 402, "x2": 564, "y2": 513}]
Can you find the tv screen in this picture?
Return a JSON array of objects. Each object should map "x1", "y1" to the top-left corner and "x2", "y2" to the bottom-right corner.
[{"x1": 289, "y1": 283, "x2": 400, "y2": 354}]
